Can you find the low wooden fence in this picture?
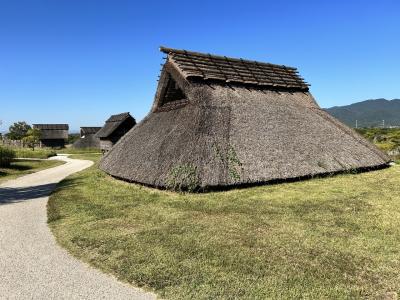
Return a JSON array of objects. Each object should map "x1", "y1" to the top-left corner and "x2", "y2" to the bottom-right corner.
[{"x1": 1, "y1": 138, "x2": 25, "y2": 148}]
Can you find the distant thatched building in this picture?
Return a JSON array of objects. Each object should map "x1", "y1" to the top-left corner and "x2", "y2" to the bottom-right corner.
[
  {"x1": 100, "y1": 47, "x2": 390, "y2": 191},
  {"x1": 33, "y1": 124, "x2": 69, "y2": 148},
  {"x1": 96, "y1": 113, "x2": 136, "y2": 153},
  {"x1": 72, "y1": 127, "x2": 102, "y2": 149}
]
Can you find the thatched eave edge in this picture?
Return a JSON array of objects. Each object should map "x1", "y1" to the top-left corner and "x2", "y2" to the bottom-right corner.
[{"x1": 102, "y1": 162, "x2": 391, "y2": 194}]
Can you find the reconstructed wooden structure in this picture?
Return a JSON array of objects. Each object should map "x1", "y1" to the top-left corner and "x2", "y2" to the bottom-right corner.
[
  {"x1": 95, "y1": 113, "x2": 136, "y2": 153},
  {"x1": 33, "y1": 124, "x2": 69, "y2": 148},
  {"x1": 72, "y1": 127, "x2": 102, "y2": 149},
  {"x1": 100, "y1": 47, "x2": 390, "y2": 191}
]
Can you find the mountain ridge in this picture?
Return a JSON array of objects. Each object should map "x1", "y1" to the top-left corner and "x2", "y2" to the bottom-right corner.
[{"x1": 324, "y1": 98, "x2": 400, "y2": 128}]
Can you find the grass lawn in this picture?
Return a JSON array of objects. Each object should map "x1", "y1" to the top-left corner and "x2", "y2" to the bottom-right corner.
[
  {"x1": 56, "y1": 147, "x2": 102, "y2": 154},
  {"x1": 12, "y1": 147, "x2": 102, "y2": 158},
  {"x1": 10, "y1": 146, "x2": 101, "y2": 158},
  {"x1": 48, "y1": 155, "x2": 400, "y2": 299},
  {"x1": 14, "y1": 148, "x2": 57, "y2": 159},
  {"x1": 68, "y1": 153, "x2": 102, "y2": 160},
  {"x1": 0, "y1": 159, "x2": 65, "y2": 183}
]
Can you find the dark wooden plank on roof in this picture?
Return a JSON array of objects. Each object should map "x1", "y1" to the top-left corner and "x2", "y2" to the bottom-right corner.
[
  {"x1": 178, "y1": 66, "x2": 305, "y2": 88},
  {"x1": 162, "y1": 47, "x2": 309, "y2": 90},
  {"x1": 161, "y1": 46, "x2": 297, "y2": 70},
  {"x1": 173, "y1": 57, "x2": 300, "y2": 79},
  {"x1": 207, "y1": 53, "x2": 228, "y2": 81},
  {"x1": 172, "y1": 55, "x2": 297, "y2": 76},
  {"x1": 172, "y1": 56, "x2": 297, "y2": 76},
  {"x1": 175, "y1": 64, "x2": 297, "y2": 81}
]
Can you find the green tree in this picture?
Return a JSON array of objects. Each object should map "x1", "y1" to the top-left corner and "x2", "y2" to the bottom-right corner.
[
  {"x1": 7, "y1": 121, "x2": 31, "y2": 140},
  {"x1": 68, "y1": 133, "x2": 80, "y2": 144},
  {"x1": 23, "y1": 128, "x2": 42, "y2": 150}
]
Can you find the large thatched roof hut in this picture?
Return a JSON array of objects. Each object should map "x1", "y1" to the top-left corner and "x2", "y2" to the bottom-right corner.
[
  {"x1": 33, "y1": 124, "x2": 69, "y2": 148},
  {"x1": 96, "y1": 112, "x2": 136, "y2": 153},
  {"x1": 100, "y1": 47, "x2": 390, "y2": 191},
  {"x1": 72, "y1": 127, "x2": 102, "y2": 149}
]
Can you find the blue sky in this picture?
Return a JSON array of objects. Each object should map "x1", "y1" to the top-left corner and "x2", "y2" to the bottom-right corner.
[{"x1": 0, "y1": 0, "x2": 399, "y2": 132}]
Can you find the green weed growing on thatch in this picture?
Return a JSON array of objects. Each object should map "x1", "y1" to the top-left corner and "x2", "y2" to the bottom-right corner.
[
  {"x1": 213, "y1": 143, "x2": 243, "y2": 181},
  {"x1": 166, "y1": 164, "x2": 199, "y2": 192},
  {"x1": 227, "y1": 146, "x2": 242, "y2": 181}
]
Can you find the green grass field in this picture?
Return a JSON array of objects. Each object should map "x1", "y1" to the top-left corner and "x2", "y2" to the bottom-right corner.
[
  {"x1": 56, "y1": 147, "x2": 102, "y2": 154},
  {"x1": 4, "y1": 146, "x2": 101, "y2": 159},
  {"x1": 48, "y1": 155, "x2": 400, "y2": 299},
  {"x1": 67, "y1": 153, "x2": 102, "y2": 160},
  {"x1": 14, "y1": 148, "x2": 57, "y2": 159},
  {"x1": 0, "y1": 159, "x2": 65, "y2": 183}
]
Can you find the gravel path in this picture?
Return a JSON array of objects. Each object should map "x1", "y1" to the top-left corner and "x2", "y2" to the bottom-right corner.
[{"x1": 0, "y1": 155, "x2": 156, "y2": 300}]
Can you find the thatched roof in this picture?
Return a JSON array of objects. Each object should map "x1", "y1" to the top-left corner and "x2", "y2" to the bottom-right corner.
[
  {"x1": 33, "y1": 124, "x2": 69, "y2": 130},
  {"x1": 160, "y1": 46, "x2": 309, "y2": 90},
  {"x1": 100, "y1": 47, "x2": 390, "y2": 191},
  {"x1": 80, "y1": 127, "x2": 101, "y2": 136},
  {"x1": 33, "y1": 124, "x2": 69, "y2": 140},
  {"x1": 72, "y1": 126, "x2": 101, "y2": 148},
  {"x1": 72, "y1": 135, "x2": 100, "y2": 149},
  {"x1": 95, "y1": 113, "x2": 136, "y2": 138}
]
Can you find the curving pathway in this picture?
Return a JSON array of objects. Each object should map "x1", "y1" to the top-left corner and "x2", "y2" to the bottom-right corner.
[{"x1": 0, "y1": 155, "x2": 156, "y2": 300}]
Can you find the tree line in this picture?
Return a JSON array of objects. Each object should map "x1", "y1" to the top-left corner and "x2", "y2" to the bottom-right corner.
[{"x1": 1, "y1": 121, "x2": 42, "y2": 150}]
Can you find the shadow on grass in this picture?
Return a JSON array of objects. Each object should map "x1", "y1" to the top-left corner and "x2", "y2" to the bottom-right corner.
[
  {"x1": 7, "y1": 164, "x2": 32, "y2": 171},
  {"x1": 0, "y1": 160, "x2": 36, "y2": 171},
  {"x1": 0, "y1": 162, "x2": 35, "y2": 179}
]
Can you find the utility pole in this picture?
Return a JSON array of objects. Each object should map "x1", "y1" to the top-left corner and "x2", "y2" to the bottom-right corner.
[{"x1": 355, "y1": 120, "x2": 358, "y2": 129}]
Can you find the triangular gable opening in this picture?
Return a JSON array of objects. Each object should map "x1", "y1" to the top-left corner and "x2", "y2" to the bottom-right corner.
[{"x1": 157, "y1": 74, "x2": 188, "y2": 111}]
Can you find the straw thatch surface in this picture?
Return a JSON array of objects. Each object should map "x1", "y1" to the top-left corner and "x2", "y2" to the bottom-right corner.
[
  {"x1": 33, "y1": 124, "x2": 69, "y2": 130},
  {"x1": 96, "y1": 113, "x2": 135, "y2": 139},
  {"x1": 96, "y1": 112, "x2": 136, "y2": 153},
  {"x1": 72, "y1": 135, "x2": 100, "y2": 149},
  {"x1": 80, "y1": 127, "x2": 101, "y2": 135},
  {"x1": 100, "y1": 47, "x2": 390, "y2": 190},
  {"x1": 33, "y1": 124, "x2": 69, "y2": 140},
  {"x1": 72, "y1": 127, "x2": 101, "y2": 149}
]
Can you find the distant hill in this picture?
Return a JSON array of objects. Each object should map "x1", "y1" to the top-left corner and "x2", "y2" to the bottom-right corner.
[{"x1": 324, "y1": 99, "x2": 400, "y2": 128}]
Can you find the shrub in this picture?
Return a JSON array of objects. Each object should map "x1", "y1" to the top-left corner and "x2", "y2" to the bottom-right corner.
[
  {"x1": 0, "y1": 146, "x2": 16, "y2": 167},
  {"x1": 22, "y1": 128, "x2": 42, "y2": 150}
]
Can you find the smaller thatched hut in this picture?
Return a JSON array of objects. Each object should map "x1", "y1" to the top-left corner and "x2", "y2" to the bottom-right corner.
[
  {"x1": 33, "y1": 124, "x2": 69, "y2": 148},
  {"x1": 72, "y1": 127, "x2": 102, "y2": 149},
  {"x1": 95, "y1": 112, "x2": 136, "y2": 153}
]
